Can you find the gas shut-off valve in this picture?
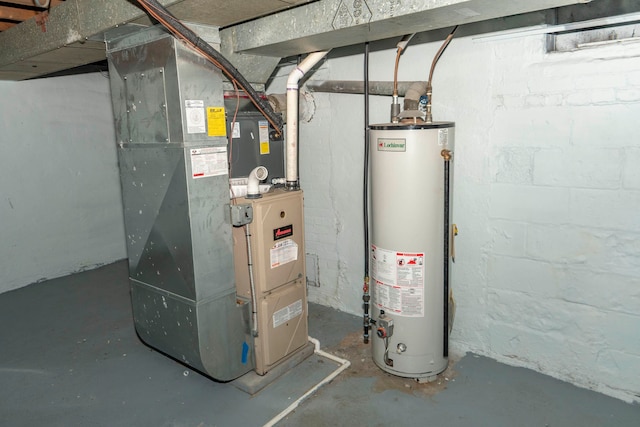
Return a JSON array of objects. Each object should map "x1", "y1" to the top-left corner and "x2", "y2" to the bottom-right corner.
[{"x1": 376, "y1": 312, "x2": 394, "y2": 338}]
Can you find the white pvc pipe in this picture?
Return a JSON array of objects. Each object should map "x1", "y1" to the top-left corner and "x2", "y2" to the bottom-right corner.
[
  {"x1": 286, "y1": 51, "x2": 330, "y2": 187},
  {"x1": 263, "y1": 336, "x2": 350, "y2": 427},
  {"x1": 247, "y1": 166, "x2": 268, "y2": 198}
]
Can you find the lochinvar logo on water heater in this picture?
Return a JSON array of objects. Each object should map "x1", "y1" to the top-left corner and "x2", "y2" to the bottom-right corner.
[
  {"x1": 378, "y1": 138, "x2": 406, "y2": 152},
  {"x1": 274, "y1": 224, "x2": 294, "y2": 241}
]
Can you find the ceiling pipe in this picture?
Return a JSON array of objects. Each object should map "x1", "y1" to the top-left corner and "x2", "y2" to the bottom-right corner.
[
  {"x1": 306, "y1": 80, "x2": 429, "y2": 113},
  {"x1": 266, "y1": 91, "x2": 316, "y2": 124},
  {"x1": 286, "y1": 50, "x2": 330, "y2": 190},
  {"x1": 306, "y1": 80, "x2": 424, "y2": 97}
]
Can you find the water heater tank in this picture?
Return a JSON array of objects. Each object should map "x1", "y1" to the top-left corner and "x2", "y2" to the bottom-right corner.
[{"x1": 369, "y1": 121, "x2": 454, "y2": 379}]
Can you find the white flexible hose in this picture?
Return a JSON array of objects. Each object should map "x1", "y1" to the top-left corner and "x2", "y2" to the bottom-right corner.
[{"x1": 263, "y1": 336, "x2": 350, "y2": 427}]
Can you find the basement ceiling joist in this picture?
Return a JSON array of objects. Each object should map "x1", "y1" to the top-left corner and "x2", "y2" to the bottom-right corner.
[
  {"x1": 229, "y1": 0, "x2": 596, "y2": 57},
  {"x1": 0, "y1": 0, "x2": 314, "y2": 80},
  {"x1": 0, "y1": 0, "x2": 597, "y2": 82},
  {"x1": 0, "y1": 1, "x2": 67, "y2": 33}
]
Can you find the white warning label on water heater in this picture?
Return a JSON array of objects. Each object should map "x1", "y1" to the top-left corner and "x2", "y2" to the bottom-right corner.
[
  {"x1": 370, "y1": 244, "x2": 425, "y2": 317},
  {"x1": 438, "y1": 128, "x2": 450, "y2": 147},
  {"x1": 270, "y1": 239, "x2": 298, "y2": 269},
  {"x1": 273, "y1": 299, "x2": 303, "y2": 328}
]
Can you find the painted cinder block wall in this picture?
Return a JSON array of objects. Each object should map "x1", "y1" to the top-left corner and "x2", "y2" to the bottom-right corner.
[
  {"x1": 268, "y1": 32, "x2": 640, "y2": 402},
  {"x1": 0, "y1": 73, "x2": 126, "y2": 294},
  {"x1": 0, "y1": 26, "x2": 636, "y2": 403}
]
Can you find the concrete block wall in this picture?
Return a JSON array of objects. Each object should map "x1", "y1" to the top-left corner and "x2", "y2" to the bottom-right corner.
[
  {"x1": 0, "y1": 73, "x2": 126, "y2": 294},
  {"x1": 268, "y1": 31, "x2": 640, "y2": 402},
  {"x1": 483, "y1": 36, "x2": 640, "y2": 402}
]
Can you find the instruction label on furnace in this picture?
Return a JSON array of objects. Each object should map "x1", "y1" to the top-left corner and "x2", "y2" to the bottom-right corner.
[
  {"x1": 185, "y1": 100, "x2": 205, "y2": 134},
  {"x1": 273, "y1": 299, "x2": 303, "y2": 328},
  {"x1": 371, "y1": 244, "x2": 425, "y2": 317},
  {"x1": 207, "y1": 107, "x2": 227, "y2": 137},
  {"x1": 190, "y1": 147, "x2": 227, "y2": 179},
  {"x1": 270, "y1": 239, "x2": 298, "y2": 269}
]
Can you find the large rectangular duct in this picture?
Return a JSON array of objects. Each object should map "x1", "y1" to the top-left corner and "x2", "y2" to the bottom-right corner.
[{"x1": 106, "y1": 25, "x2": 253, "y2": 381}]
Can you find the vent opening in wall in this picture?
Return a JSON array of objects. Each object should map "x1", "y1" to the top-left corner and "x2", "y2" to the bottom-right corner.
[
  {"x1": 306, "y1": 253, "x2": 320, "y2": 287},
  {"x1": 545, "y1": 1, "x2": 640, "y2": 52},
  {"x1": 547, "y1": 20, "x2": 640, "y2": 52},
  {"x1": 472, "y1": 2, "x2": 640, "y2": 50}
]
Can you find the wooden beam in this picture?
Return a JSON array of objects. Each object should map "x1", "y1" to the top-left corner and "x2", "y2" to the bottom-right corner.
[
  {"x1": 0, "y1": 21, "x2": 15, "y2": 31},
  {"x1": 0, "y1": 6, "x2": 37, "y2": 22},
  {"x1": 1, "y1": 0, "x2": 65, "y2": 8}
]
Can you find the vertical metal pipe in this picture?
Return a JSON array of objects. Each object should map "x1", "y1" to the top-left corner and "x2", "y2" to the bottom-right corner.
[
  {"x1": 364, "y1": 42, "x2": 370, "y2": 274},
  {"x1": 363, "y1": 42, "x2": 371, "y2": 344},
  {"x1": 442, "y1": 150, "x2": 451, "y2": 357},
  {"x1": 245, "y1": 224, "x2": 259, "y2": 337}
]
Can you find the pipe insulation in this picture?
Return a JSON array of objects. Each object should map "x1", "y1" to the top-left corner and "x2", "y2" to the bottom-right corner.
[
  {"x1": 403, "y1": 82, "x2": 428, "y2": 111},
  {"x1": 307, "y1": 80, "x2": 426, "y2": 115},
  {"x1": 307, "y1": 80, "x2": 425, "y2": 97},
  {"x1": 286, "y1": 51, "x2": 330, "y2": 188},
  {"x1": 266, "y1": 92, "x2": 317, "y2": 124}
]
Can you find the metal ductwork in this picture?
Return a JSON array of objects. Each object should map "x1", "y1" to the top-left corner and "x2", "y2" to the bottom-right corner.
[
  {"x1": 226, "y1": 0, "x2": 594, "y2": 57},
  {"x1": 1, "y1": 0, "x2": 595, "y2": 81},
  {"x1": 105, "y1": 25, "x2": 251, "y2": 381},
  {"x1": 0, "y1": 0, "x2": 314, "y2": 81}
]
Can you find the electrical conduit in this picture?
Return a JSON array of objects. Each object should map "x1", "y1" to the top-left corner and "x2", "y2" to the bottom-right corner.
[
  {"x1": 286, "y1": 51, "x2": 330, "y2": 189},
  {"x1": 263, "y1": 337, "x2": 350, "y2": 427}
]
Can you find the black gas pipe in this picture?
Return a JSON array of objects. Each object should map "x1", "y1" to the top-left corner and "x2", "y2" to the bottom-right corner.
[
  {"x1": 363, "y1": 42, "x2": 371, "y2": 344},
  {"x1": 441, "y1": 149, "x2": 452, "y2": 358}
]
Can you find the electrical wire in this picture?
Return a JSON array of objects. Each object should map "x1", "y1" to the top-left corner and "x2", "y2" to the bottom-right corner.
[
  {"x1": 133, "y1": 0, "x2": 283, "y2": 134},
  {"x1": 383, "y1": 336, "x2": 393, "y2": 367}
]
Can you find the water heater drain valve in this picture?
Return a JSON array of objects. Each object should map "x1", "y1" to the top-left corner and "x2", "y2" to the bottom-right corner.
[{"x1": 376, "y1": 313, "x2": 394, "y2": 338}]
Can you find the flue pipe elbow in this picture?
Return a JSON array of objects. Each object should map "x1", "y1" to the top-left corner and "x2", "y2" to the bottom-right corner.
[{"x1": 247, "y1": 166, "x2": 268, "y2": 199}]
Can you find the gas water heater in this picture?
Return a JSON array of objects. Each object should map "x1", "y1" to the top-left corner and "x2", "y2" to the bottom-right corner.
[{"x1": 369, "y1": 122, "x2": 454, "y2": 379}]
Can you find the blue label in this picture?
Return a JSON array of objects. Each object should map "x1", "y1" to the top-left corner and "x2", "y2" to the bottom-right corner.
[{"x1": 241, "y1": 341, "x2": 249, "y2": 364}]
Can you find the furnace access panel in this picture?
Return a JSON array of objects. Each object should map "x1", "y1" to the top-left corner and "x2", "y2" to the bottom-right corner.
[{"x1": 233, "y1": 189, "x2": 308, "y2": 375}]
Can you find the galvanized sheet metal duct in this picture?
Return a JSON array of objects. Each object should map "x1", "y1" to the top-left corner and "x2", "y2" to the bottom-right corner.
[{"x1": 106, "y1": 26, "x2": 252, "y2": 381}]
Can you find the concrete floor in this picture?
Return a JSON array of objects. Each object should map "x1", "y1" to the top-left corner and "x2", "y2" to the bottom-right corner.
[{"x1": 1, "y1": 261, "x2": 638, "y2": 426}]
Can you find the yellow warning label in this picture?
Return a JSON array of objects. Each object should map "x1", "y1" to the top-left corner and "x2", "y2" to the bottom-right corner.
[
  {"x1": 207, "y1": 107, "x2": 226, "y2": 137},
  {"x1": 260, "y1": 141, "x2": 270, "y2": 155},
  {"x1": 258, "y1": 120, "x2": 270, "y2": 155}
]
